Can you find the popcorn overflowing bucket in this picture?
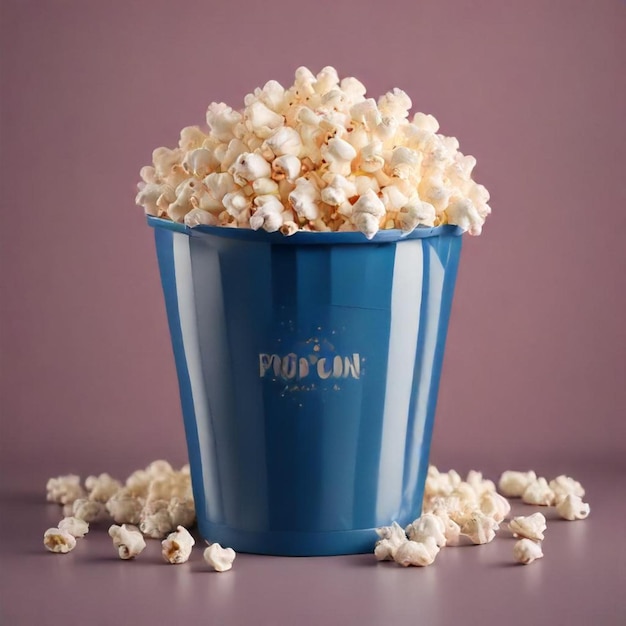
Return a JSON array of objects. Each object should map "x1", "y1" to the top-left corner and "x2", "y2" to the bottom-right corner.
[{"x1": 149, "y1": 216, "x2": 463, "y2": 555}]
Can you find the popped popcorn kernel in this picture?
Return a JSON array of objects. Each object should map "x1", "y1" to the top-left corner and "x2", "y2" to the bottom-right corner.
[
  {"x1": 203, "y1": 542, "x2": 236, "y2": 572},
  {"x1": 555, "y1": 494, "x2": 590, "y2": 521},
  {"x1": 513, "y1": 538, "x2": 544, "y2": 565},
  {"x1": 108, "y1": 524, "x2": 146, "y2": 560},
  {"x1": 509, "y1": 512, "x2": 547, "y2": 542},
  {"x1": 161, "y1": 525, "x2": 195, "y2": 564},
  {"x1": 43, "y1": 528, "x2": 76, "y2": 554},
  {"x1": 58, "y1": 516, "x2": 89, "y2": 538},
  {"x1": 46, "y1": 475, "x2": 85, "y2": 505}
]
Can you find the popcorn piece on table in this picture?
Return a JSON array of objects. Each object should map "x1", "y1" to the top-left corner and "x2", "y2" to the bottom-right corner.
[
  {"x1": 393, "y1": 537, "x2": 439, "y2": 567},
  {"x1": 108, "y1": 524, "x2": 146, "y2": 560},
  {"x1": 162, "y1": 526, "x2": 195, "y2": 564},
  {"x1": 85, "y1": 473, "x2": 123, "y2": 503},
  {"x1": 522, "y1": 477, "x2": 556, "y2": 506},
  {"x1": 374, "y1": 521, "x2": 408, "y2": 561},
  {"x1": 405, "y1": 514, "x2": 447, "y2": 547},
  {"x1": 458, "y1": 510, "x2": 500, "y2": 545},
  {"x1": 549, "y1": 475, "x2": 585, "y2": 500},
  {"x1": 140, "y1": 500, "x2": 175, "y2": 539},
  {"x1": 58, "y1": 516, "x2": 89, "y2": 538},
  {"x1": 508, "y1": 512, "x2": 547, "y2": 541},
  {"x1": 479, "y1": 491, "x2": 511, "y2": 523},
  {"x1": 71, "y1": 498, "x2": 108, "y2": 523},
  {"x1": 43, "y1": 528, "x2": 77, "y2": 554},
  {"x1": 46, "y1": 475, "x2": 85, "y2": 505},
  {"x1": 555, "y1": 494, "x2": 590, "y2": 521},
  {"x1": 204, "y1": 542, "x2": 236, "y2": 572},
  {"x1": 106, "y1": 489, "x2": 145, "y2": 525},
  {"x1": 498, "y1": 471, "x2": 537, "y2": 498},
  {"x1": 513, "y1": 538, "x2": 544, "y2": 565}
]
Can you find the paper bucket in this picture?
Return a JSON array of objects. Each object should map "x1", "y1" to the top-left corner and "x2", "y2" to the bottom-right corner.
[{"x1": 149, "y1": 216, "x2": 463, "y2": 555}]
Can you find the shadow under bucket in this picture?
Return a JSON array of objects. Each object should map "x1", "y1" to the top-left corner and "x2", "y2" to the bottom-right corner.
[{"x1": 149, "y1": 216, "x2": 463, "y2": 555}]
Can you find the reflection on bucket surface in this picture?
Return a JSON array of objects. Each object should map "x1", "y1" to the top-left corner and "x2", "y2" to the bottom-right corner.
[{"x1": 150, "y1": 217, "x2": 463, "y2": 556}]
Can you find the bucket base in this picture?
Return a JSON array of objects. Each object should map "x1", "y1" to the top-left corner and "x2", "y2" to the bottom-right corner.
[{"x1": 197, "y1": 517, "x2": 414, "y2": 557}]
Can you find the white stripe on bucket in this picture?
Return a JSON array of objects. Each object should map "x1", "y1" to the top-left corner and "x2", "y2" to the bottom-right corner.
[
  {"x1": 403, "y1": 245, "x2": 445, "y2": 501},
  {"x1": 173, "y1": 233, "x2": 222, "y2": 521},
  {"x1": 376, "y1": 239, "x2": 424, "y2": 521}
]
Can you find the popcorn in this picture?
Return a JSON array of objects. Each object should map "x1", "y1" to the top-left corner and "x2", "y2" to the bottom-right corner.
[
  {"x1": 479, "y1": 491, "x2": 511, "y2": 523},
  {"x1": 498, "y1": 470, "x2": 537, "y2": 498},
  {"x1": 393, "y1": 537, "x2": 439, "y2": 567},
  {"x1": 508, "y1": 513, "x2": 547, "y2": 542},
  {"x1": 229, "y1": 152, "x2": 272, "y2": 186},
  {"x1": 46, "y1": 475, "x2": 85, "y2": 505},
  {"x1": 106, "y1": 489, "x2": 145, "y2": 525},
  {"x1": 458, "y1": 510, "x2": 500, "y2": 545},
  {"x1": 140, "y1": 499, "x2": 175, "y2": 539},
  {"x1": 108, "y1": 524, "x2": 146, "y2": 560},
  {"x1": 161, "y1": 526, "x2": 195, "y2": 564},
  {"x1": 513, "y1": 538, "x2": 544, "y2": 565},
  {"x1": 289, "y1": 177, "x2": 321, "y2": 221},
  {"x1": 85, "y1": 473, "x2": 122, "y2": 503},
  {"x1": 405, "y1": 514, "x2": 447, "y2": 547},
  {"x1": 203, "y1": 543, "x2": 236, "y2": 572},
  {"x1": 555, "y1": 494, "x2": 590, "y2": 521},
  {"x1": 549, "y1": 475, "x2": 585, "y2": 500},
  {"x1": 136, "y1": 67, "x2": 491, "y2": 238},
  {"x1": 71, "y1": 498, "x2": 108, "y2": 523},
  {"x1": 43, "y1": 528, "x2": 77, "y2": 554},
  {"x1": 374, "y1": 521, "x2": 408, "y2": 561},
  {"x1": 58, "y1": 516, "x2": 89, "y2": 538},
  {"x1": 522, "y1": 477, "x2": 556, "y2": 506}
]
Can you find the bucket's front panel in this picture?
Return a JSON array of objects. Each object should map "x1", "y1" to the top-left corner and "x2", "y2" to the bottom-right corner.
[{"x1": 153, "y1": 226, "x2": 462, "y2": 554}]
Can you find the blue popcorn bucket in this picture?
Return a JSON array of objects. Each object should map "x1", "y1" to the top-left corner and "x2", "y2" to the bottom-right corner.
[{"x1": 149, "y1": 216, "x2": 463, "y2": 556}]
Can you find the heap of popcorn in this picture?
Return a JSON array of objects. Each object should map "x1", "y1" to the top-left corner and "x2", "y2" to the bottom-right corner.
[
  {"x1": 135, "y1": 67, "x2": 491, "y2": 239},
  {"x1": 44, "y1": 461, "x2": 589, "y2": 569}
]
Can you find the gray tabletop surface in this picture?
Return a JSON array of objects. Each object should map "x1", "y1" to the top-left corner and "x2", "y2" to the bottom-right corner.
[{"x1": 1, "y1": 456, "x2": 624, "y2": 626}]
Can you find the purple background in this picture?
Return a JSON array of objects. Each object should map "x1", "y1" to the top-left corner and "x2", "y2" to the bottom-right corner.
[
  {"x1": 1, "y1": 2, "x2": 625, "y2": 624},
  {"x1": 1, "y1": 1, "x2": 625, "y2": 479}
]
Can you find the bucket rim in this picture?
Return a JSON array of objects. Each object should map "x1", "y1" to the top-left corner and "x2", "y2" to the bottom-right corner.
[{"x1": 146, "y1": 216, "x2": 464, "y2": 244}]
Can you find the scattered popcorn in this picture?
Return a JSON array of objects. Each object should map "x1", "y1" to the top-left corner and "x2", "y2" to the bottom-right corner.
[
  {"x1": 57, "y1": 516, "x2": 89, "y2": 538},
  {"x1": 498, "y1": 471, "x2": 537, "y2": 498},
  {"x1": 108, "y1": 524, "x2": 146, "y2": 560},
  {"x1": 374, "y1": 521, "x2": 408, "y2": 561},
  {"x1": 162, "y1": 526, "x2": 196, "y2": 564},
  {"x1": 393, "y1": 537, "x2": 439, "y2": 567},
  {"x1": 513, "y1": 538, "x2": 544, "y2": 565},
  {"x1": 508, "y1": 513, "x2": 547, "y2": 542},
  {"x1": 168, "y1": 496, "x2": 196, "y2": 528},
  {"x1": 85, "y1": 473, "x2": 123, "y2": 503},
  {"x1": 71, "y1": 498, "x2": 108, "y2": 523},
  {"x1": 106, "y1": 489, "x2": 145, "y2": 525},
  {"x1": 405, "y1": 514, "x2": 447, "y2": 547},
  {"x1": 203, "y1": 543, "x2": 236, "y2": 572},
  {"x1": 549, "y1": 475, "x2": 585, "y2": 500},
  {"x1": 136, "y1": 67, "x2": 491, "y2": 238},
  {"x1": 43, "y1": 528, "x2": 76, "y2": 554},
  {"x1": 522, "y1": 477, "x2": 555, "y2": 506},
  {"x1": 458, "y1": 510, "x2": 500, "y2": 545},
  {"x1": 46, "y1": 475, "x2": 85, "y2": 505},
  {"x1": 555, "y1": 494, "x2": 590, "y2": 521},
  {"x1": 140, "y1": 500, "x2": 175, "y2": 539},
  {"x1": 479, "y1": 491, "x2": 511, "y2": 523}
]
